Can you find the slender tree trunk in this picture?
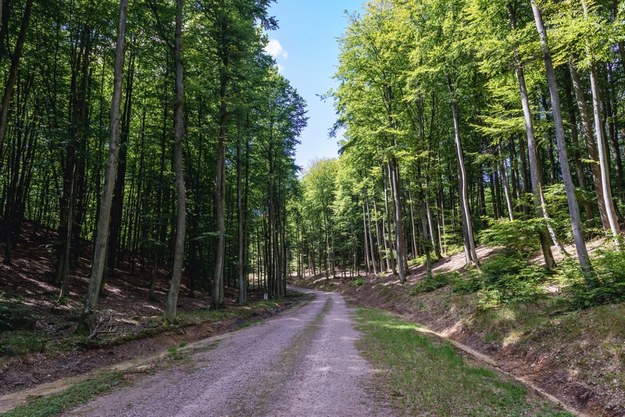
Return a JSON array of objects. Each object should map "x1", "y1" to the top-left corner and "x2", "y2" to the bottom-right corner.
[
  {"x1": 0, "y1": 0, "x2": 33, "y2": 159},
  {"x1": 213, "y1": 72, "x2": 228, "y2": 307},
  {"x1": 362, "y1": 197, "x2": 371, "y2": 272},
  {"x1": 569, "y1": 62, "x2": 610, "y2": 229},
  {"x1": 77, "y1": 0, "x2": 128, "y2": 335},
  {"x1": 382, "y1": 170, "x2": 396, "y2": 273},
  {"x1": 507, "y1": 2, "x2": 556, "y2": 270},
  {"x1": 389, "y1": 159, "x2": 406, "y2": 282},
  {"x1": 564, "y1": 75, "x2": 594, "y2": 220},
  {"x1": 165, "y1": 0, "x2": 187, "y2": 323},
  {"x1": 580, "y1": 0, "x2": 621, "y2": 246},
  {"x1": 531, "y1": 2, "x2": 592, "y2": 279},
  {"x1": 499, "y1": 146, "x2": 514, "y2": 221},
  {"x1": 366, "y1": 196, "x2": 378, "y2": 275},
  {"x1": 447, "y1": 75, "x2": 479, "y2": 267}
]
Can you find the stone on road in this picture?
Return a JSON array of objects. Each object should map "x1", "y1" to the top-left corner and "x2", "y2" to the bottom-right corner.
[{"x1": 67, "y1": 290, "x2": 390, "y2": 417}]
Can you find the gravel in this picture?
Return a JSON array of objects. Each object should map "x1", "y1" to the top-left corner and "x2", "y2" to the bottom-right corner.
[{"x1": 66, "y1": 289, "x2": 391, "y2": 417}]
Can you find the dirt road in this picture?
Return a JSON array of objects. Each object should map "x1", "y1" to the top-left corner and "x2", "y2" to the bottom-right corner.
[{"x1": 67, "y1": 290, "x2": 390, "y2": 417}]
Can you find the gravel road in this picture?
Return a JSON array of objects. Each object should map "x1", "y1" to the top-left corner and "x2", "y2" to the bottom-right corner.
[{"x1": 67, "y1": 289, "x2": 391, "y2": 417}]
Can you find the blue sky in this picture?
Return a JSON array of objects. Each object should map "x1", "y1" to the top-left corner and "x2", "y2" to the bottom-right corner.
[{"x1": 266, "y1": 0, "x2": 364, "y2": 173}]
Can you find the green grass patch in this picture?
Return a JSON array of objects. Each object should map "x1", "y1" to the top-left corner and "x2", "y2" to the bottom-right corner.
[
  {"x1": 355, "y1": 307, "x2": 572, "y2": 417},
  {"x1": 0, "y1": 371, "x2": 127, "y2": 417}
]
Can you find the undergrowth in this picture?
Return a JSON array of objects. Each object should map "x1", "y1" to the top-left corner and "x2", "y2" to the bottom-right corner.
[{"x1": 411, "y1": 246, "x2": 625, "y2": 312}]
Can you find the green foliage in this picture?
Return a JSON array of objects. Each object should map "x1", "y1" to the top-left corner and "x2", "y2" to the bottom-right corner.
[
  {"x1": 476, "y1": 254, "x2": 548, "y2": 308},
  {"x1": 478, "y1": 219, "x2": 542, "y2": 257},
  {"x1": 0, "y1": 331, "x2": 48, "y2": 357},
  {"x1": 350, "y1": 278, "x2": 365, "y2": 287},
  {"x1": 567, "y1": 249, "x2": 625, "y2": 309},
  {"x1": 410, "y1": 271, "x2": 459, "y2": 295},
  {"x1": 0, "y1": 301, "x2": 37, "y2": 332},
  {"x1": 450, "y1": 270, "x2": 484, "y2": 295}
]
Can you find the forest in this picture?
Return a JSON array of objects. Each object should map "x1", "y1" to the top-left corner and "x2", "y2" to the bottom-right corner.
[
  {"x1": 0, "y1": 0, "x2": 306, "y2": 332},
  {"x1": 295, "y1": 0, "x2": 625, "y2": 310},
  {"x1": 0, "y1": 0, "x2": 623, "y2": 334},
  {"x1": 1, "y1": 0, "x2": 625, "y2": 415}
]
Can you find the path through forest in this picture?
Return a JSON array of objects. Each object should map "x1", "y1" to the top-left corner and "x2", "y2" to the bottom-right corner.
[{"x1": 66, "y1": 289, "x2": 390, "y2": 417}]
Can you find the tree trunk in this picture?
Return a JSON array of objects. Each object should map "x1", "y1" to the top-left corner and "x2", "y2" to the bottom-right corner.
[
  {"x1": 165, "y1": 0, "x2": 187, "y2": 323},
  {"x1": 580, "y1": 0, "x2": 621, "y2": 246},
  {"x1": 0, "y1": 0, "x2": 33, "y2": 159},
  {"x1": 389, "y1": 159, "x2": 406, "y2": 282},
  {"x1": 569, "y1": 62, "x2": 610, "y2": 229},
  {"x1": 77, "y1": 0, "x2": 128, "y2": 335},
  {"x1": 507, "y1": 2, "x2": 556, "y2": 270},
  {"x1": 447, "y1": 74, "x2": 479, "y2": 267},
  {"x1": 531, "y1": 1, "x2": 592, "y2": 279},
  {"x1": 213, "y1": 66, "x2": 228, "y2": 308}
]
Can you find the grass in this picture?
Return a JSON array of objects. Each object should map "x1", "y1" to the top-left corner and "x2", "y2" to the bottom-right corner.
[
  {"x1": 355, "y1": 307, "x2": 573, "y2": 417},
  {"x1": 0, "y1": 371, "x2": 127, "y2": 417}
]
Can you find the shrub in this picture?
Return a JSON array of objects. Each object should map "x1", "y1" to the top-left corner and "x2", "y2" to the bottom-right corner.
[
  {"x1": 451, "y1": 271, "x2": 483, "y2": 295},
  {"x1": 350, "y1": 278, "x2": 365, "y2": 287},
  {"x1": 0, "y1": 301, "x2": 37, "y2": 332},
  {"x1": 478, "y1": 219, "x2": 542, "y2": 257},
  {"x1": 567, "y1": 249, "x2": 625, "y2": 309},
  {"x1": 410, "y1": 271, "x2": 458, "y2": 295},
  {"x1": 478, "y1": 254, "x2": 547, "y2": 307}
]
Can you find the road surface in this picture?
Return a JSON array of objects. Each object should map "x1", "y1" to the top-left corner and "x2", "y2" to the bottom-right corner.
[{"x1": 67, "y1": 289, "x2": 391, "y2": 417}]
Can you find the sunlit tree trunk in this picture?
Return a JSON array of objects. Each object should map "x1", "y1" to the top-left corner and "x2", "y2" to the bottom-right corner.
[
  {"x1": 580, "y1": 0, "x2": 621, "y2": 248},
  {"x1": 447, "y1": 75, "x2": 479, "y2": 267},
  {"x1": 531, "y1": 1, "x2": 592, "y2": 280},
  {"x1": 507, "y1": 2, "x2": 556, "y2": 271}
]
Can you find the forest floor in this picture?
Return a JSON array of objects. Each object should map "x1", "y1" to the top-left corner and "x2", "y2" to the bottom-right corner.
[
  {"x1": 0, "y1": 221, "x2": 303, "y2": 403},
  {"x1": 293, "y1": 243, "x2": 625, "y2": 417}
]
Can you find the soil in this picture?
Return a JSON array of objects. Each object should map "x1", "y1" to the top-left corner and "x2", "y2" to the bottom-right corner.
[
  {"x1": 294, "y1": 243, "x2": 625, "y2": 417},
  {"x1": 0, "y1": 221, "x2": 297, "y2": 397}
]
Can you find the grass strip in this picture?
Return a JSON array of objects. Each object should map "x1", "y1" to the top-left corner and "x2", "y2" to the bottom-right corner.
[
  {"x1": 355, "y1": 307, "x2": 573, "y2": 417},
  {"x1": 0, "y1": 371, "x2": 126, "y2": 417}
]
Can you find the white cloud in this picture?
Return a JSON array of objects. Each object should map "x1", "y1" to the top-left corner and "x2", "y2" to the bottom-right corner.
[{"x1": 265, "y1": 38, "x2": 288, "y2": 60}]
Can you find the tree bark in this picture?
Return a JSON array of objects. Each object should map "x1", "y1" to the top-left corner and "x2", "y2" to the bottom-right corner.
[
  {"x1": 0, "y1": 0, "x2": 33, "y2": 159},
  {"x1": 447, "y1": 75, "x2": 479, "y2": 267},
  {"x1": 568, "y1": 61, "x2": 609, "y2": 229},
  {"x1": 165, "y1": 0, "x2": 187, "y2": 323},
  {"x1": 580, "y1": 0, "x2": 621, "y2": 246},
  {"x1": 531, "y1": 2, "x2": 592, "y2": 279},
  {"x1": 77, "y1": 0, "x2": 128, "y2": 335},
  {"x1": 507, "y1": 1, "x2": 556, "y2": 270},
  {"x1": 389, "y1": 159, "x2": 406, "y2": 282}
]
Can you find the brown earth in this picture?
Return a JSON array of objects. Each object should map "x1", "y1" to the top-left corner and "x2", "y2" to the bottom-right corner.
[
  {"x1": 0, "y1": 221, "x2": 300, "y2": 396},
  {"x1": 294, "y1": 245, "x2": 625, "y2": 417}
]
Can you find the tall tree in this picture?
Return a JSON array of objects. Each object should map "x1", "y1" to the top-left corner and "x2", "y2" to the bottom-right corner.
[
  {"x1": 530, "y1": 0, "x2": 592, "y2": 279},
  {"x1": 165, "y1": 0, "x2": 187, "y2": 323},
  {"x1": 77, "y1": 0, "x2": 128, "y2": 334}
]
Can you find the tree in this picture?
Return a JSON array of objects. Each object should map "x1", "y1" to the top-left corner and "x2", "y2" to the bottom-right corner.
[
  {"x1": 165, "y1": 0, "x2": 187, "y2": 323},
  {"x1": 77, "y1": 0, "x2": 128, "y2": 334},
  {"x1": 530, "y1": 0, "x2": 592, "y2": 279}
]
